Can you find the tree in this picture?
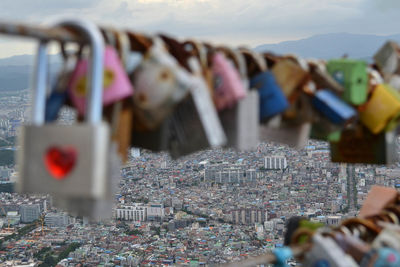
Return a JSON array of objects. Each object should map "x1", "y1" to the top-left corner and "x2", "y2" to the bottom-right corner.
[
  {"x1": 39, "y1": 255, "x2": 56, "y2": 267},
  {"x1": 0, "y1": 150, "x2": 14, "y2": 166},
  {"x1": 127, "y1": 229, "x2": 143, "y2": 236},
  {"x1": 57, "y1": 242, "x2": 81, "y2": 262}
]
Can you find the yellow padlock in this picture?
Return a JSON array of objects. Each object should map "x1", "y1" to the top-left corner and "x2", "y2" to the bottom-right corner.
[{"x1": 360, "y1": 84, "x2": 400, "y2": 134}]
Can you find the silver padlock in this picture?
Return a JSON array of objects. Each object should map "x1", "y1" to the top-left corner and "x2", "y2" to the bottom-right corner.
[
  {"x1": 17, "y1": 19, "x2": 111, "y2": 202},
  {"x1": 52, "y1": 142, "x2": 120, "y2": 221},
  {"x1": 168, "y1": 55, "x2": 227, "y2": 158},
  {"x1": 374, "y1": 41, "x2": 400, "y2": 76},
  {"x1": 372, "y1": 226, "x2": 400, "y2": 251},
  {"x1": 218, "y1": 47, "x2": 259, "y2": 151},
  {"x1": 304, "y1": 234, "x2": 358, "y2": 267}
]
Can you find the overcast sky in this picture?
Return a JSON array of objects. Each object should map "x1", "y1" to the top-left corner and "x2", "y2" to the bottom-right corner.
[{"x1": 0, "y1": 0, "x2": 399, "y2": 58}]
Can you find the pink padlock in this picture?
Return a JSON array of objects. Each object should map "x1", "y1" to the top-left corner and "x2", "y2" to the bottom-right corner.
[
  {"x1": 68, "y1": 46, "x2": 134, "y2": 115},
  {"x1": 212, "y1": 52, "x2": 246, "y2": 111}
]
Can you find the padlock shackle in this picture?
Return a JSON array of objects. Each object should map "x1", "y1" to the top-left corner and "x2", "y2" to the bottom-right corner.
[
  {"x1": 31, "y1": 41, "x2": 48, "y2": 125},
  {"x1": 32, "y1": 19, "x2": 104, "y2": 125}
]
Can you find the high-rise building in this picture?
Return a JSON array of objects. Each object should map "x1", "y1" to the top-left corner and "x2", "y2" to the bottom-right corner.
[
  {"x1": 147, "y1": 203, "x2": 165, "y2": 221},
  {"x1": 204, "y1": 166, "x2": 257, "y2": 184},
  {"x1": 264, "y1": 156, "x2": 287, "y2": 170},
  {"x1": 230, "y1": 208, "x2": 268, "y2": 225},
  {"x1": 116, "y1": 204, "x2": 147, "y2": 221},
  {"x1": 44, "y1": 212, "x2": 69, "y2": 227},
  {"x1": 116, "y1": 203, "x2": 166, "y2": 222},
  {"x1": 19, "y1": 204, "x2": 40, "y2": 223}
]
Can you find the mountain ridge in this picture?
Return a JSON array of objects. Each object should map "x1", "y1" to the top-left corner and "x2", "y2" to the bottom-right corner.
[
  {"x1": 0, "y1": 32, "x2": 399, "y2": 92},
  {"x1": 0, "y1": 53, "x2": 62, "y2": 67},
  {"x1": 255, "y1": 32, "x2": 400, "y2": 60}
]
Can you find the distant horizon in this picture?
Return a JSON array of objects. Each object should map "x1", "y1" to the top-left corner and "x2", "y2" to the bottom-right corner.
[
  {"x1": 1, "y1": 0, "x2": 400, "y2": 58},
  {"x1": 1, "y1": 31, "x2": 400, "y2": 60}
]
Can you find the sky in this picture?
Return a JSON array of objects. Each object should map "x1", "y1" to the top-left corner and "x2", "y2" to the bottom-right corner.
[{"x1": 0, "y1": 0, "x2": 399, "y2": 58}]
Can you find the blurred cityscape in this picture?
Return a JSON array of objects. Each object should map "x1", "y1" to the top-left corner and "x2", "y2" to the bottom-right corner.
[{"x1": 0, "y1": 90, "x2": 399, "y2": 266}]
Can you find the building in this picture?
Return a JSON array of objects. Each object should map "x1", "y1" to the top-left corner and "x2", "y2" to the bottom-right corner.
[
  {"x1": 116, "y1": 204, "x2": 147, "y2": 221},
  {"x1": 20, "y1": 204, "x2": 40, "y2": 223},
  {"x1": 44, "y1": 212, "x2": 69, "y2": 227},
  {"x1": 230, "y1": 208, "x2": 268, "y2": 225},
  {"x1": 325, "y1": 215, "x2": 342, "y2": 226},
  {"x1": 264, "y1": 156, "x2": 287, "y2": 170},
  {"x1": 147, "y1": 203, "x2": 165, "y2": 221},
  {"x1": 6, "y1": 211, "x2": 21, "y2": 226},
  {"x1": 204, "y1": 166, "x2": 257, "y2": 184},
  {"x1": 116, "y1": 203, "x2": 166, "y2": 222}
]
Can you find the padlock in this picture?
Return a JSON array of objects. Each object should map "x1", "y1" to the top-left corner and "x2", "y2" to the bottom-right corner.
[
  {"x1": 374, "y1": 41, "x2": 400, "y2": 76},
  {"x1": 167, "y1": 55, "x2": 227, "y2": 158},
  {"x1": 131, "y1": 37, "x2": 192, "y2": 130},
  {"x1": 101, "y1": 29, "x2": 135, "y2": 162},
  {"x1": 241, "y1": 48, "x2": 289, "y2": 122},
  {"x1": 211, "y1": 49, "x2": 246, "y2": 110},
  {"x1": 368, "y1": 67, "x2": 385, "y2": 93},
  {"x1": 17, "y1": 20, "x2": 111, "y2": 202},
  {"x1": 219, "y1": 90, "x2": 259, "y2": 151},
  {"x1": 271, "y1": 57, "x2": 309, "y2": 101},
  {"x1": 372, "y1": 228, "x2": 400, "y2": 251},
  {"x1": 360, "y1": 248, "x2": 400, "y2": 267},
  {"x1": 129, "y1": 36, "x2": 192, "y2": 151},
  {"x1": 52, "y1": 142, "x2": 120, "y2": 221},
  {"x1": 303, "y1": 234, "x2": 358, "y2": 267},
  {"x1": 217, "y1": 47, "x2": 259, "y2": 151},
  {"x1": 311, "y1": 122, "x2": 342, "y2": 142},
  {"x1": 68, "y1": 45, "x2": 134, "y2": 115},
  {"x1": 261, "y1": 118, "x2": 311, "y2": 149},
  {"x1": 153, "y1": 35, "x2": 227, "y2": 158},
  {"x1": 359, "y1": 185, "x2": 398, "y2": 218},
  {"x1": 360, "y1": 84, "x2": 400, "y2": 134},
  {"x1": 248, "y1": 57, "x2": 289, "y2": 122},
  {"x1": 114, "y1": 31, "x2": 167, "y2": 152},
  {"x1": 385, "y1": 74, "x2": 400, "y2": 91},
  {"x1": 272, "y1": 247, "x2": 293, "y2": 267},
  {"x1": 312, "y1": 89, "x2": 357, "y2": 125},
  {"x1": 241, "y1": 49, "x2": 301, "y2": 147},
  {"x1": 131, "y1": 36, "x2": 227, "y2": 155},
  {"x1": 131, "y1": 118, "x2": 170, "y2": 152},
  {"x1": 103, "y1": 98, "x2": 134, "y2": 162},
  {"x1": 183, "y1": 40, "x2": 214, "y2": 98},
  {"x1": 260, "y1": 94, "x2": 312, "y2": 149},
  {"x1": 45, "y1": 78, "x2": 70, "y2": 122},
  {"x1": 327, "y1": 59, "x2": 368, "y2": 105},
  {"x1": 330, "y1": 124, "x2": 398, "y2": 164},
  {"x1": 330, "y1": 231, "x2": 372, "y2": 264},
  {"x1": 310, "y1": 98, "x2": 342, "y2": 142},
  {"x1": 45, "y1": 43, "x2": 78, "y2": 122},
  {"x1": 308, "y1": 60, "x2": 345, "y2": 94}
]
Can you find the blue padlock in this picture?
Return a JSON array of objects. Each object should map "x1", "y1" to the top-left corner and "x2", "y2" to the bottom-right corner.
[
  {"x1": 250, "y1": 71, "x2": 289, "y2": 121},
  {"x1": 312, "y1": 90, "x2": 357, "y2": 124},
  {"x1": 45, "y1": 90, "x2": 68, "y2": 122},
  {"x1": 273, "y1": 247, "x2": 293, "y2": 267},
  {"x1": 45, "y1": 58, "x2": 73, "y2": 122},
  {"x1": 373, "y1": 248, "x2": 400, "y2": 267}
]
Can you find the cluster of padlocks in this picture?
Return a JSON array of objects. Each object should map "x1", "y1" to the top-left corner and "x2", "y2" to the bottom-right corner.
[
  {"x1": 0, "y1": 18, "x2": 398, "y2": 219},
  {"x1": 224, "y1": 186, "x2": 400, "y2": 267}
]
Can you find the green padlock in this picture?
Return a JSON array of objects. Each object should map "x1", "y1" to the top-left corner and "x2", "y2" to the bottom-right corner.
[{"x1": 327, "y1": 59, "x2": 368, "y2": 105}]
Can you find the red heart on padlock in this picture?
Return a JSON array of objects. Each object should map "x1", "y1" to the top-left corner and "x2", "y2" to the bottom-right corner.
[{"x1": 44, "y1": 146, "x2": 77, "y2": 180}]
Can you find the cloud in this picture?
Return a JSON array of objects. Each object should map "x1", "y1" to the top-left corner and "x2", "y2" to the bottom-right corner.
[
  {"x1": 0, "y1": 0, "x2": 102, "y2": 20},
  {"x1": 96, "y1": 0, "x2": 365, "y2": 39},
  {"x1": 0, "y1": 0, "x2": 399, "y2": 58}
]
